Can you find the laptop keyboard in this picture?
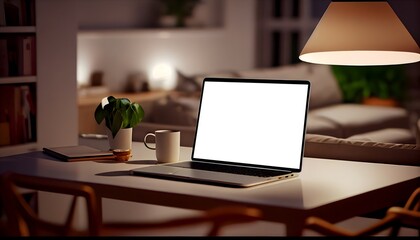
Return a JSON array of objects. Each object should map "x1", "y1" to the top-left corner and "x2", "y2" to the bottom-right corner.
[{"x1": 173, "y1": 161, "x2": 289, "y2": 178}]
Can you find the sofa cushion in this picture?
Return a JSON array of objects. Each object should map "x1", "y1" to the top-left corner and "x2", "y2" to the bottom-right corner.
[
  {"x1": 347, "y1": 128, "x2": 416, "y2": 144},
  {"x1": 148, "y1": 96, "x2": 199, "y2": 127},
  {"x1": 310, "y1": 104, "x2": 410, "y2": 138},
  {"x1": 237, "y1": 63, "x2": 342, "y2": 109},
  {"x1": 306, "y1": 114, "x2": 343, "y2": 137},
  {"x1": 176, "y1": 70, "x2": 201, "y2": 92},
  {"x1": 193, "y1": 71, "x2": 240, "y2": 89},
  {"x1": 304, "y1": 134, "x2": 420, "y2": 166}
]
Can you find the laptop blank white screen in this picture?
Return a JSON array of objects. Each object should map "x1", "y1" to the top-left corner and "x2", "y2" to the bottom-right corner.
[{"x1": 192, "y1": 79, "x2": 310, "y2": 170}]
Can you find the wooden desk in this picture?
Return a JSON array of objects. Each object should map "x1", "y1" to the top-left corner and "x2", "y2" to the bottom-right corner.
[{"x1": 0, "y1": 141, "x2": 419, "y2": 236}]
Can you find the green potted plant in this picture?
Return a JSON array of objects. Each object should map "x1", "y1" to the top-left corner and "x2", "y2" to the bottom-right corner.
[
  {"x1": 159, "y1": 0, "x2": 201, "y2": 27},
  {"x1": 331, "y1": 65, "x2": 407, "y2": 106},
  {"x1": 94, "y1": 96, "x2": 144, "y2": 150}
]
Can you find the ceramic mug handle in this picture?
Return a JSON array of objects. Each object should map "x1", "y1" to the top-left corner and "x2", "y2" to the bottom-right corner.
[{"x1": 144, "y1": 133, "x2": 156, "y2": 150}]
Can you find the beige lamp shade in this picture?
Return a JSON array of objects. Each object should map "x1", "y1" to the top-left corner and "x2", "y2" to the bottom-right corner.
[{"x1": 299, "y1": 1, "x2": 420, "y2": 66}]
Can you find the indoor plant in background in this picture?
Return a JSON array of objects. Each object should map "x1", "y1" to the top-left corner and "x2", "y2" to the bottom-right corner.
[
  {"x1": 331, "y1": 65, "x2": 407, "y2": 107},
  {"x1": 94, "y1": 96, "x2": 144, "y2": 152},
  {"x1": 159, "y1": 0, "x2": 202, "y2": 27}
]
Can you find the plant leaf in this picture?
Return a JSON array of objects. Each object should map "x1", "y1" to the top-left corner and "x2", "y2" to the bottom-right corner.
[
  {"x1": 97, "y1": 96, "x2": 145, "y2": 136},
  {"x1": 110, "y1": 111, "x2": 124, "y2": 138},
  {"x1": 94, "y1": 103, "x2": 105, "y2": 124},
  {"x1": 127, "y1": 103, "x2": 144, "y2": 128}
]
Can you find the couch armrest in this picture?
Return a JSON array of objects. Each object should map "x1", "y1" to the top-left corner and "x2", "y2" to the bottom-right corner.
[{"x1": 304, "y1": 134, "x2": 420, "y2": 166}]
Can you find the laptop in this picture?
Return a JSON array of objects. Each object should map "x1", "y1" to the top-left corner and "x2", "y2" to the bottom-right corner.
[{"x1": 131, "y1": 77, "x2": 311, "y2": 188}]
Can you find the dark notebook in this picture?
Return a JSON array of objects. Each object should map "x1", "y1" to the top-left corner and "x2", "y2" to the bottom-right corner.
[
  {"x1": 132, "y1": 77, "x2": 311, "y2": 188},
  {"x1": 43, "y1": 145, "x2": 114, "y2": 162}
]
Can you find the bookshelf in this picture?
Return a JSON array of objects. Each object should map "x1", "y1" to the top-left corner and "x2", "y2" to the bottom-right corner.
[{"x1": 0, "y1": 0, "x2": 37, "y2": 154}]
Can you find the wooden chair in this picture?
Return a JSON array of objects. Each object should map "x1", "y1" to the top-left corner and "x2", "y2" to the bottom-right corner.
[
  {"x1": 0, "y1": 172, "x2": 262, "y2": 236},
  {"x1": 305, "y1": 187, "x2": 420, "y2": 236}
]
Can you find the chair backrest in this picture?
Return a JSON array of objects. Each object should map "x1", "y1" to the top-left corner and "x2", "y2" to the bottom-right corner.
[
  {"x1": 0, "y1": 172, "x2": 101, "y2": 236},
  {"x1": 0, "y1": 172, "x2": 262, "y2": 236},
  {"x1": 387, "y1": 187, "x2": 420, "y2": 236},
  {"x1": 305, "y1": 187, "x2": 420, "y2": 236}
]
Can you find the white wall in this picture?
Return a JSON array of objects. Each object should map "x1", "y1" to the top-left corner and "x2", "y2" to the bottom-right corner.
[
  {"x1": 37, "y1": 0, "x2": 79, "y2": 148},
  {"x1": 77, "y1": 0, "x2": 257, "y2": 92}
]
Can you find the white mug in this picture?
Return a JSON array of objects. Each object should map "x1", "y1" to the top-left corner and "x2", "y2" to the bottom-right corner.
[{"x1": 144, "y1": 130, "x2": 180, "y2": 163}]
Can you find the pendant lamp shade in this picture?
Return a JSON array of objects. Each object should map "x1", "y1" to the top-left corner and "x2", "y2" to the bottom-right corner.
[{"x1": 299, "y1": 1, "x2": 420, "y2": 66}]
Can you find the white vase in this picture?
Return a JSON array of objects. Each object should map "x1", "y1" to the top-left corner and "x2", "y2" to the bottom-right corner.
[{"x1": 106, "y1": 128, "x2": 133, "y2": 151}]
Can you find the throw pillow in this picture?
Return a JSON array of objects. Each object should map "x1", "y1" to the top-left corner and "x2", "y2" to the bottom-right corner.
[{"x1": 148, "y1": 96, "x2": 200, "y2": 126}]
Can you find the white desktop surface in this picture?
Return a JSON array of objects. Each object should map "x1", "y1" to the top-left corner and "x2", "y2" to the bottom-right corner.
[{"x1": 0, "y1": 141, "x2": 419, "y2": 235}]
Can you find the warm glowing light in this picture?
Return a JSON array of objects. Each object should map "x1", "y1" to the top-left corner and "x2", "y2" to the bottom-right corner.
[
  {"x1": 149, "y1": 63, "x2": 177, "y2": 90},
  {"x1": 299, "y1": 1, "x2": 420, "y2": 66},
  {"x1": 77, "y1": 56, "x2": 90, "y2": 86},
  {"x1": 300, "y1": 51, "x2": 420, "y2": 66}
]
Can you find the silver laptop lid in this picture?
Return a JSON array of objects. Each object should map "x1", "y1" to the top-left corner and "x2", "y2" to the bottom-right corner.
[{"x1": 191, "y1": 78, "x2": 311, "y2": 172}]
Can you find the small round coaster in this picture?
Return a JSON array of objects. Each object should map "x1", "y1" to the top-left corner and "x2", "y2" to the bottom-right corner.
[{"x1": 112, "y1": 149, "x2": 132, "y2": 162}]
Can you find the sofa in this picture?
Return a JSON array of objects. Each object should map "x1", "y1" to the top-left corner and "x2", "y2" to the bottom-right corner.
[{"x1": 133, "y1": 63, "x2": 419, "y2": 165}]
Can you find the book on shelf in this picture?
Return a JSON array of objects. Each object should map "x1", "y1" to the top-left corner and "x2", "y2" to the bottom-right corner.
[
  {"x1": 0, "y1": 83, "x2": 10, "y2": 146},
  {"x1": 0, "y1": 85, "x2": 17, "y2": 145},
  {"x1": 3, "y1": 0, "x2": 35, "y2": 26},
  {"x1": 0, "y1": 0, "x2": 6, "y2": 26},
  {"x1": 0, "y1": 84, "x2": 36, "y2": 146},
  {"x1": 20, "y1": 85, "x2": 35, "y2": 141},
  {"x1": 0, "y1": 38, "x2": 8, "y2": 77},
  {"x1": 4, "y1": 0, "x2": 20, "y2": 26},
  {"x1": 6, "y1": 36, "x2": 19, "y2": 76},
  {"x1": 1, "y1": 35, "x2": 36, "y2": 77},
  {"x1": 0, "y1": 122, "x2": 10, "y2": 145},
  {"x1": 21, "y1": 35, "x2": 35, "y2": 75},
  {"x1": 19, "y1": 84, "x2": 36, "y2": 142},
  {"x1": 13, "y1": 85, "x2": 24, "y2": 143},
  {"x1": 23, "y1": 0, "x2": 35, "y2": 26}
]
